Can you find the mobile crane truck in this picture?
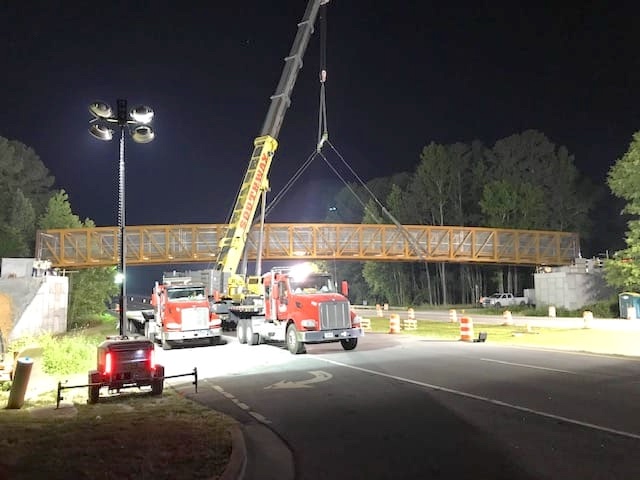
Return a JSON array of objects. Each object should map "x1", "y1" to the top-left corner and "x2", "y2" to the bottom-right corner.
[{"x1": 211, "y1": 0, "x2": 364, "y2": 353}]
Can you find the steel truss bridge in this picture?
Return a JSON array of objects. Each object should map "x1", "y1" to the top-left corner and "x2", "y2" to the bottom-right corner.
[{"x1": 36, "y1": 223, "x2": 580, "y2": 269}]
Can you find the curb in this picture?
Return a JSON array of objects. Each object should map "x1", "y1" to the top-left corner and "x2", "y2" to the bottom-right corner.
[{"x1": 220, "y1": 424, "x2": 247, "y2": 480}]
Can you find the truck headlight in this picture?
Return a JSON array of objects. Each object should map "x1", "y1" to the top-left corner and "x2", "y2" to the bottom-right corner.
[{"x1": 300, "y1": 319, "x2": 316, "y2": 329}]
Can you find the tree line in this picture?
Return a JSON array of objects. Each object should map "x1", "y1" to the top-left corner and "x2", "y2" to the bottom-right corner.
[
  {"x1": 2, "y1": 126, "x2": 638, "y2": 312},
  {"x1": 324, "y1": 129, "x2": 612, "y2": 306},
  {"x1": 0, "y1": 136, "x2": 117, "y2": 320}
]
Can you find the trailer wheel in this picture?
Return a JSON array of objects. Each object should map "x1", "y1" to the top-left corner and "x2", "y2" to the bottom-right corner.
[
  {"x1": 152, "y1": 365, "x2": 164, "y2": 395},
  {"x1": 340, "y1": 338, "x2": 358, "y2": 351},
  {"x1": 88, "y1": 371, "x2": 100, "y2": 404},
  {"x1": 286, "y1": 324, "x2": 306, "y2": 355}
]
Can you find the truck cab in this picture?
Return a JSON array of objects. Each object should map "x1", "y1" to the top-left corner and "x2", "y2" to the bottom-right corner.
[{"x1": 148, "y1": 277, "x2": 222, "y2": 350}]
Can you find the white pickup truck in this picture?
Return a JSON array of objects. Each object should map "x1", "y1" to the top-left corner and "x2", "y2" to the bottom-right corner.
[{"x1": 481, "y1": 292, "x2": 528, "y2": 308}]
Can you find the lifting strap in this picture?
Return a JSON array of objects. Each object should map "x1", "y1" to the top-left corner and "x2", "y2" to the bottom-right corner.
[{"x1": 317, "y1": 3, "x2": 329, "y2": 152}]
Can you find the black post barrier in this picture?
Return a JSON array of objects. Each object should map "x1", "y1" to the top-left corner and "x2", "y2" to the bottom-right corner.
[{"x1": 56, "y1": 367, "x2": 198, "y2": 408}]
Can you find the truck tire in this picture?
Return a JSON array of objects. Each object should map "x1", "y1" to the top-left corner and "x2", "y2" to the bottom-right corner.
[
  {"x1": 340, "y1": 338, "x2": 358, "y2": 351},
  {"x1": 144, "y1": 321, "x2": 154, "y2": 342},
  {"x1": 151, "y1": 365, "x2": 164, "y2": 395},
  {"x1": 237, "y1": 322, "x2": 247, "y2": 344},
  {"x1": 520, "y1": 301, "x2": 526, "y2": 306},
  {"x1": 286, "y1": 324, "x2": 306, "y2": 355},
  {"x1": 495, "y1": 302, "x2": 502, "y2": 308},
  {"x1": 88, "y1": 371, "x2": 101, "y2": 404},
  {"x1": 247, "y1": 325, "x2": 259, "y2": 346}
]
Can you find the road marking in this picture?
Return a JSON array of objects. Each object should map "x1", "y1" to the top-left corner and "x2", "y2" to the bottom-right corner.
[
  {"x1": 497, "y1": 344, "x2": 640, "y2": 361},
  {"x1": 204, "y1": 381, "x2": 272, "y2": 424},
  {"x1": 480, "y1": 358, "x2": 577, "y2": 374},
  {"x1": 318, "y1": 358, "x2": 640, "y2": 441},
  {"x1": 232, "y1": 399, "x2": 250, "y2": 410},
  {"x1": 249, "y1": 411, "x2": 272, "y2": 424},
  {"x1": 264, "y1": 370, "x2": 333, "y2": 389}
]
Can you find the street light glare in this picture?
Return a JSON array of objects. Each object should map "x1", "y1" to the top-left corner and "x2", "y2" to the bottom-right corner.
[{"x1": 130, "y1": 105, "x2": 154, "y2": 124}]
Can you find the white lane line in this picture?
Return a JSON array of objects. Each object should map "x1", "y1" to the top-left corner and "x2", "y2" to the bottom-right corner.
[
  {"x1": 480, "y1": 358, "x2": 577, "y2": 374},
  {"x1": 249, "y1": 411, "x2": 272, "y2": 424},
  {"x1": 497, "y1": 344, "x2": 640, "y2": 361},
  {"x1": 205, "y1": 381, "x2": 273, "y2": 425},
  {"x1": 318, "y1": 358, "x2": 640, "y2": 441}
]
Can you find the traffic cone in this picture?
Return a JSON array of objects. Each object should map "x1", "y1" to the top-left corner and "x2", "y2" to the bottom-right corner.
[{"x1": 388, "y1": 314, "x2": 401, "y2": 334}]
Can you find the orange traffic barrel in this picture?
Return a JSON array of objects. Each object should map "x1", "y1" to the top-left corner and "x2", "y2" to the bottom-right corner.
[
  {"x1": 459, "y1": 316, "x2": 474, "y2": 342},
  {"x1": 389, "y1": 314, "x2": 401, "y2": 334}
]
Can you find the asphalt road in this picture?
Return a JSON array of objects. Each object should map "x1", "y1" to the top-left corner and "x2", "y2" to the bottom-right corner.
[{"x1": 158, "y1": 332, "x2": 640, "y2": 480}]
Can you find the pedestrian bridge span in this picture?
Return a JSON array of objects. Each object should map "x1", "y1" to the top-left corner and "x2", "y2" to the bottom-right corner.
[{"x1": 36, "y1": 223, "x2": 580, "y2": 269}]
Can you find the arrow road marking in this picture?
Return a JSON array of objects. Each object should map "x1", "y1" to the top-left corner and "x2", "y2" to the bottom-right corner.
[{"x1": 265, "y1": 370, "x2": 333, "y2": 389}]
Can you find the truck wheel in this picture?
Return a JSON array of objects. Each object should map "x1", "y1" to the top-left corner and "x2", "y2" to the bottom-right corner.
[
  {"x1": 88, "y1": 371, "x2": 100, "y2": 404},
  {"x1": 238, "y1": 323, "x2": 247, "y2": 344},
  {"x1": 340, "y1": 338, "x2": 358, "y2": 351},
  {"x1": 286, "y1": 324, "x2": 306, "y2": 355},
  {"x1": 152, "y1": 366, "x2": 164, "y2": 395},
  {"x1": 247, "y1": 325, "x2": 259, "y2": 346},
  {"x1": 495, "y1": 302, "x2": 502, "y2": 308},
  {"x1": 519, "y1": 301, "x2": 526, "y2": 306}
]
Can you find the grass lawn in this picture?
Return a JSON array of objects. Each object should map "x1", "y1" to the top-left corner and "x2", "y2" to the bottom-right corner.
[
  {"x1": 366, "y1": 317, "x2": 640, "y2": 357},
  {"x1": 0, "y1": 318, "x2": 235, "y2": 480}
]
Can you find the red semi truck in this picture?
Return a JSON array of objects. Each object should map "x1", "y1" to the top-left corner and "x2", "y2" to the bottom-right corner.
[
  {"x1": 145, "y1": 276, "x2": 222, "y2": 350},
  {"x1": 233, "y1": 264, "x2": 363, "y2": 354}
]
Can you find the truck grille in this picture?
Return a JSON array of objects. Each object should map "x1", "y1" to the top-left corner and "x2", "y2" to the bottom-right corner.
[
  {"x1": 181, "y1": 307, "x2": 209, "y2": 331},
  {"x1": 319, "y1": 301, "x2": 350, "y2": 330}
]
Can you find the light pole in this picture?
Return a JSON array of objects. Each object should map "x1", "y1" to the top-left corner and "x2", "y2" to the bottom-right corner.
[{"x1": 88, "y1": 99, "x2": 155, "y2": 336}]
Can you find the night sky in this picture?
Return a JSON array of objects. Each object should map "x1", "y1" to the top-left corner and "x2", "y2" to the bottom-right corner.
[{"x1": 2, "y1": 2, "x2": 639, "y2": 290}]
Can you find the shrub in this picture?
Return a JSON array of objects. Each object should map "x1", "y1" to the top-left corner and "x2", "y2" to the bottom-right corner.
[{"x1": 41, "y1": 334, "x2": 97, "y2": 375}]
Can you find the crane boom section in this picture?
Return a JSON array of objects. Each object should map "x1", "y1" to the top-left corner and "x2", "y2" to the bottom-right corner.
[
  {"x1": 216, "y1": 135, "x2": 276, "y2": 273},
  {"x1": 216, "y1": 0, "x2": 328, "y2": 275},
  {"x1": 260, "y1": 0, "x2": 327, "y2": 139}
]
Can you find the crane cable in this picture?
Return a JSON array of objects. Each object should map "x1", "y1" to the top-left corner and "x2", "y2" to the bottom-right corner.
[{"x1": 317, "y1": 3, "x2": 329, "y2": 152}]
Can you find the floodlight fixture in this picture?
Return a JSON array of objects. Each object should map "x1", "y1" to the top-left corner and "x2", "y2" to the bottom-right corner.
[
  {"x1": 131, "y1": 125, "x2": 155, "y2": 144},
  {"x1": 130, "y1": 105, "x2": 154, "y2": 124},
  {"x1": 89, "y1": 101, "x2": 113, "y2": 119},
  {"x1": 89, "y1": 124, "x2": 114, "y2": 141}
]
